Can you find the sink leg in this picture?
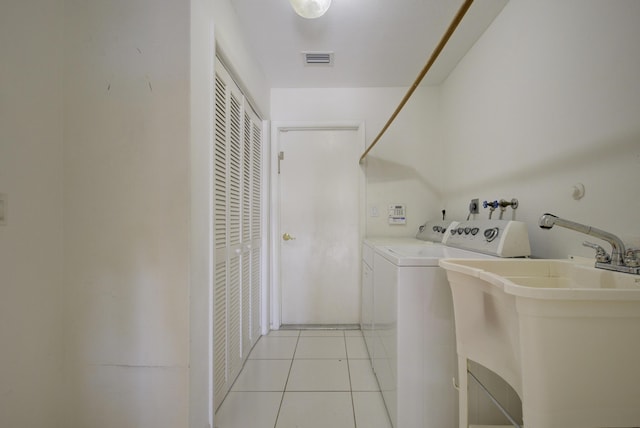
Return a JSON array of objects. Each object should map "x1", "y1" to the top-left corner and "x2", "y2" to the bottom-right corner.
[{"x1": 457, "y1": 355, "x2": 468, "y2": 428}]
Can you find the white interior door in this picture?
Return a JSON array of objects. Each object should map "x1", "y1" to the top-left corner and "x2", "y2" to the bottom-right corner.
[{"x1": 278, "y1": 127, "x2": 362, "y2": 325}]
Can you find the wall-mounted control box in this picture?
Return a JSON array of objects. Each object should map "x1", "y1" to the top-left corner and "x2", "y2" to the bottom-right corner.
[{"x1": 388, "y1": 204, "x2": 406, "y2": 225}]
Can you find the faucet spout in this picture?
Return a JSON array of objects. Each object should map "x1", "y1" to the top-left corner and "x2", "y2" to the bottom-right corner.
[{"x1": 538, "y1": 213, "x2": 626, "y2": 266}]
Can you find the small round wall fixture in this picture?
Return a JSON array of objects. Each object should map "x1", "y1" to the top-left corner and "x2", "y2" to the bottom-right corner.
[
  {"x1": 289, "y1": 0, "x2": 331, "y2": 19},
  {"x1": 572, "y1": 183, "x2": 585, "y2": 200}
]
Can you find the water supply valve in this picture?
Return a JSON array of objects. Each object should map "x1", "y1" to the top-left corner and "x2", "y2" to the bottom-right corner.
[
  {"x1": 498, "y1": 198, "x2": 519, "y2": 219},
  {"x1": 499, "y1": 198, "x2": 519, "y2": 210},
  {"x1": 483, "y1": 200, "x2": 499, "y2": 219}
]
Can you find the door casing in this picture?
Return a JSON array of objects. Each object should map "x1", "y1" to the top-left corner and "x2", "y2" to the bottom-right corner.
[{"x1": 269, "y1": 121, "x2": 366, "y2": 329}]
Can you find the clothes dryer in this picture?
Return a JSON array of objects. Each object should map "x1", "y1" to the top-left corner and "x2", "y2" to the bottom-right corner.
[{"x1": 361, "y1": 220, "x2": 455, "y2": 357}]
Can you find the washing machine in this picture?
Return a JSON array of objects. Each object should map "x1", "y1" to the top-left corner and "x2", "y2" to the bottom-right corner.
[{"x1": 371, "y1": 220, "x2": 530, "y2": 428}]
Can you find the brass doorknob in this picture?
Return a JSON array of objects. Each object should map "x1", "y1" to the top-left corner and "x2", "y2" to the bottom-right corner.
[{"x1": 282, "y1": 233, "x2": 296, "y2": 241}]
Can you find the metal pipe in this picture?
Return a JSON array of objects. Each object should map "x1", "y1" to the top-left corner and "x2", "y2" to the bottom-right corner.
[{"x1": 468, "y1": 370, "x2": 522, "y2": 428}]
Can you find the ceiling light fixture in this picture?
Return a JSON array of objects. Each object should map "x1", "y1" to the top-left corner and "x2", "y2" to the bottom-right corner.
[{"x1": 289, "y1": 0, "x2": 331, "y2": 19}]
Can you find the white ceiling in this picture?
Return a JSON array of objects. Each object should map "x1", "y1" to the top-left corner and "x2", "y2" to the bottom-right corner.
[{"x1": 228, "y1": 0, "x2": 508, "y2": 88}]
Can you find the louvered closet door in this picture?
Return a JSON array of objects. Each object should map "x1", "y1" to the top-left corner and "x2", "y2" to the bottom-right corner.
[
  {"x1": 241, "y1": 110, "x2": 252, "y2": 355},
  {"x1": 213, "y1": 58, "x2": 263, "y2": 411},
  {"x1": 249, "y1": 113, "x2": 262, "y2": 346},
  {"x1": 241, "y1": 106, "x2": 263, "y2": 352},
  {"x1": 213, "y1": 71, "x2": 228, "y2": 409},
  {"x1": 236, "y1": 103, "x2": 263, "y2": 365},
  {"x1": 227, "y1": 88, "x2": 244, "y2": 384}
]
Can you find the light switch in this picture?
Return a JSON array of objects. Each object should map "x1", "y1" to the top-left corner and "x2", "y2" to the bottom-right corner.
[{"x1": 0, "y1": 193, "x2": 6, "y2": 226}]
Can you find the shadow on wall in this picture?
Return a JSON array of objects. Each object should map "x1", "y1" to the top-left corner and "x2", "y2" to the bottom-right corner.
[
  {"x1": 363, "y1": 155, "x2": 443, "y2": 199},
  {"x1": 445, "y1": 134, "x2": 640, "y2": 195}
]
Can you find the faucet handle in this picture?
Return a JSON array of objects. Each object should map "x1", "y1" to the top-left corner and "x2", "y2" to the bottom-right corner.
[
  {"x1": 583, "y1": 241, "x2": 611, "y2": 263},
  {"x1": 483, "y1": 200, "x2": 499, "y2": 209},
  {"x1": 625, "y1": 248, "x2": 640, "y2": 267}
]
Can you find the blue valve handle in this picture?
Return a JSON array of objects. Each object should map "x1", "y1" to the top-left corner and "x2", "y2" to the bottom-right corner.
[{"x1": 482, "y1": 200, "x2": 499, "y2": 209}]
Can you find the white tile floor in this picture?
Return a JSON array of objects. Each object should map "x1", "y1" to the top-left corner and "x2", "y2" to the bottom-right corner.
[{"x1": 215, "y1": 329, "x2": 392, "y2": 428}]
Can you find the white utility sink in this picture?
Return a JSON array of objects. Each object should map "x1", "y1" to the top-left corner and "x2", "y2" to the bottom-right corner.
[{"x1": 439, "y1": 258, "x2": 640, "y2": 428}]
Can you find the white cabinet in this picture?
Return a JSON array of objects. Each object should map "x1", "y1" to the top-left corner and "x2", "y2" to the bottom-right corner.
[
  {"x1": 372, "y1": 253, "x2": 398, "y2": 425},
  {"x1": 213, "y1": 59, "x2": 263, "y2": 410},
  {"x1": 361, "y1": 241, "x2": 375, "y2": 361}
]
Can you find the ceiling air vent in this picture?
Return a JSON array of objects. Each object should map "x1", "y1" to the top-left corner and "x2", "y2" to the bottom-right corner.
[{"x1": 303, "y1": 51, "x2": 334, "y2": 66}]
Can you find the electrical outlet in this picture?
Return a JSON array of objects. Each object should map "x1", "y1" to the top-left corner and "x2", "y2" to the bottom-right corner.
[
  {"x1": 0, "y1": 193, "x2": 6, "y2": 225},
  {"x1": 469, "y1": 198, "x2": 479, "y2": 214}
]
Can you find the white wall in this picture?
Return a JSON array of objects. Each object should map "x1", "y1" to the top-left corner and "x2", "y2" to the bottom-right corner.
[
  {"x1": 60, "y1": 0, "x2": 267, "y2": 426},
  {"x1": 0, "y1": 0, "x2": 265, "y2": 426},
  {"x1": 0, "y1": 1, "x2": 66, "y2": 426},
  {"x1": 213, "y1": 0, "x2": 270, "y2": 117},
  {"x1": 271, "y1": 87, "x2": 443, "y2": 237},
  {"x1": 63, "y1": 0, "x2": 190, "y2": 426},
  {"x1": 440, "y1": 0, "x2": 640, "y2": 259},
  {"x1": 189, "y1": 0, "x2": 216, "y2": 426}
]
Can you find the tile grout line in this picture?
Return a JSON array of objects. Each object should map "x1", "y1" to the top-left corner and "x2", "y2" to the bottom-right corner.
[
  {"x1": 273, "y1": 330, "x2": 300, "y2": 428},
  {"x1": 345, "y1": 332, "x2": 358, "y2": 428}
]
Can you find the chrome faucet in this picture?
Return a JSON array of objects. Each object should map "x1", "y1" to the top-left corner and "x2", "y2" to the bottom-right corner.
[{"x1": 539, "y1": 213, "x2": 640, "y2": 274}]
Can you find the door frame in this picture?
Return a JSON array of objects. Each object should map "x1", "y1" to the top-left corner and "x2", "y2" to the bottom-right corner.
[{"x1": 269, "y1": 121, "x2": 366, "y2": 330}]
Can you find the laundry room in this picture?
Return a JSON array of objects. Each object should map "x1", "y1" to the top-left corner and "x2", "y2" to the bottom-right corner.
[
  {"x1": 270, "y1": 1, "x2": 640, "y2": 259},
  {"x1": 1, "y1": 0, "x2": 639, "y2": 427}
]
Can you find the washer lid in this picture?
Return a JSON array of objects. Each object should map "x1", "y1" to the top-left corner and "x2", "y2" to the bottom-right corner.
[
  {"x1": 363, "y1": 237, "x2": 437, "y2": 247},
  {"x1": 375, "y1": 245, "x2": 494, "y2": 266}
]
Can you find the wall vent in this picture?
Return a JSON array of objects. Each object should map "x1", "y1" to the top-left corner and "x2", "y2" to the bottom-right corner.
[{"x1": 303, "y1": 51, "x2": 334, "y2": 66}]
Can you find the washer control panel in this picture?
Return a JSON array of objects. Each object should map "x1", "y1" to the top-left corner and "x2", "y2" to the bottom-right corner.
[
  {"x1": 416, "y1": 220, "x2": 458, "y2": 243},
  {"x1": 445, "y1": 220, "x2": 531, "y2": 258}
]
